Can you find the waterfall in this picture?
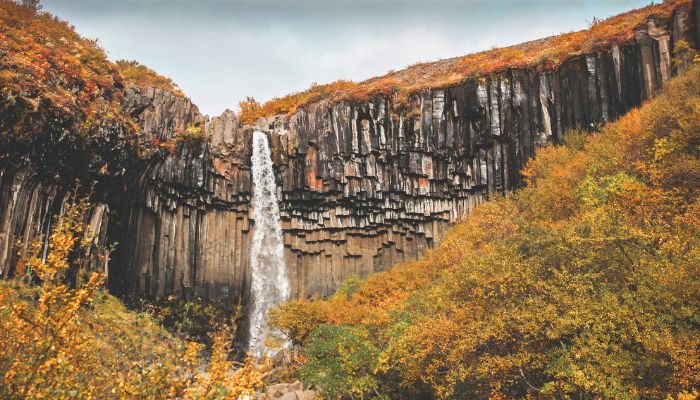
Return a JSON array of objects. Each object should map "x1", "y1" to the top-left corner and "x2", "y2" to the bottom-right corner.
[{"x1": 248, "y1": 131, "x2": 290, "y2": 357}]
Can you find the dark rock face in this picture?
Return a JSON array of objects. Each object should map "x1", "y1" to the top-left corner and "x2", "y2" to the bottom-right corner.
[
  {"x1": 0, "y1": 168, "x2": 111, "y2": 278},
  {"x1": 0, "y1": 5, "x2": 696, "y2": 305}
]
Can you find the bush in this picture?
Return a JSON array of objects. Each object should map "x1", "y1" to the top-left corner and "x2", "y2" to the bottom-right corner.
[
  {"x1": 300, "y1": 325, "x2": 385, "y2": 400},
  {"x1": 134, "y1": 295, "x2": 243, "y2": 347},
  {"x1": 0, "y1": 192, "x2": 269, "y2": 398},
  {"x1": 116, "y1": 60, "x2": 184, "y2": 95},
  {"x1": 175, "y1": 123, "x2": 207, "y2": 145}
]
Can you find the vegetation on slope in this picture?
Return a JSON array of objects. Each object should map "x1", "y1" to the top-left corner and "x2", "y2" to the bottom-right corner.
[
  {"x1": 0, "y1": 0, "x2": 184, "y2": 116},
  {"x1": 0, "y1": 0, "x2": 122, "y2": 116},
  {"x1": 239, "y1": 0, "x2": 691, "y2": 124},
  {"x1": 116, "y1": 59, "x2": 184, "y2": 96},
  {"x1": 0, "y1": 192, "x2": 268, "y2": 399},
  {"x1": 269, "y1": 65, "x2": 700, "y2": 399},
  {"x1": 0, "y1": 0, "x2": 191, "y2": 182}
]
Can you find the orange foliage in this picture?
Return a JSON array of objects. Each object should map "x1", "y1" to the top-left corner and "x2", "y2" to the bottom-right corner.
[
  {"x1": 244, "y1": 0, "x2": 690, "y2": 122},
  {"x1": 0, "y1": 0, "x2": 122, "y2": 116},
  {"x1": 0, "y1": 192, "x2": 269, "y2": 399},
  {"x1": 519, "y1": 139, "x2": 588, "y2": 222},
  {"x1": 0, "y1": 0, "x2": 184, "y2": 148},
  {"x1": 116, "y1": 60, "x2": 184, "y2": 96},
  {"x1": 237, "y1": 81, "x2": 356, "y2": 124}
]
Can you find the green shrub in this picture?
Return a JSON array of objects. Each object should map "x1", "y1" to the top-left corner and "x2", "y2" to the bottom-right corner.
[{"x1": 301, "y1": 325, "x2": 385, "y2": 400}]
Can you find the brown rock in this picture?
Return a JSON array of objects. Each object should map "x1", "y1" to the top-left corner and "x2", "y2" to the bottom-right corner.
[
  {"x1": 295, "y1": 390, "x2": 316, "y2": 400},
  {"x1": 267, "y1": 383, "x2": 290, "y2": 398}
]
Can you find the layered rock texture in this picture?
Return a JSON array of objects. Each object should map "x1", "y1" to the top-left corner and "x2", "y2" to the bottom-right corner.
[{"x1": 0, "y1": 0, "x2": 698, "y2": 305}]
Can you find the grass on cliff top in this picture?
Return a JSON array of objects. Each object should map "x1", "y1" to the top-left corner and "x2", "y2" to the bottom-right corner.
[
  {"x1": 116, "y1": 59, "x2": 185, "y2": 96},
  {"x1": 238, "y1": 0, "x2": 691, "y2": 124}
]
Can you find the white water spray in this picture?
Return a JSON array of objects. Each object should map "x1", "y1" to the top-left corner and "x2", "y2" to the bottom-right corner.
[{"x1": 248, "y1": 131, "x2": 290, "y2": 357}]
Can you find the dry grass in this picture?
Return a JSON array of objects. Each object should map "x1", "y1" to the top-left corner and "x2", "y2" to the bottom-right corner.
[{"x1": 241, "y1": 0, "x2": 690, "y2": 123}]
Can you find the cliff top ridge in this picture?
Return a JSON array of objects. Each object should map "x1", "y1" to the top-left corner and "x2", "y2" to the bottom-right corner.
[{"x1": 237, "y1": 0, "x2": 692, "y2": 124}]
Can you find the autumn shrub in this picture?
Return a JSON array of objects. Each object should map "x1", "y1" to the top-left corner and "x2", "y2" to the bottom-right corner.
[
  {"x1": 176, "y1": 123, "x2": 208, "y2": 145},
  {"x1": 270, "y1": 66, "x2": 700, "y2": 399},
  {"x1": 134, "y1": 294, "x2": 244, "y2": 347},
  {"x1": 671, "y1": 39, "x2": 700, "y2": 72},
  {"x1": 184, "y1": 328, "x2": 270, "y2": 400},
  {"x1": 0, "y1": 192, "x2": 268, "y2": 399},
  {"x1": 0, "y1": 193, "x2": 110, "y2": 399}
]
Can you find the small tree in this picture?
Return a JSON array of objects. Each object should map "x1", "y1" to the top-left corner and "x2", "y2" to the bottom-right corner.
[
  {"x1": 238, "y1": 96, "x2": 263, "y2": 124},
  {"x1": 672, "y1": 40, "x2": 699, "y2": 72},
  {"x1": 20, "y1": 0, "x2": 41, "y2": 11}
]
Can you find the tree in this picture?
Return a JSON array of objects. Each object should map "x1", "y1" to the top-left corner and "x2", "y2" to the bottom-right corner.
[
  {"x1": 20, "y1": 0, "x2": 41, "y2": 11},
  {"x1": 0, "y1": 193, "x2": 107, "y2": 398}
]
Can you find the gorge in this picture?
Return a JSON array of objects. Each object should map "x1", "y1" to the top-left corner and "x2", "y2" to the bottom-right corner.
[{"x1": 0, "y1": 0, "x2": 698, "y2": 311}]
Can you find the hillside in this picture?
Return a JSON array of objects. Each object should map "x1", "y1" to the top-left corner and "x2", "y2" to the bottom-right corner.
[
  {"x1": 0, "y1": 0, "x2": 193, "y2": 183},
  {"x1": 238, "y1": 0, "x2": 692, "y2": 123},
  {"x1": 269, "y1": 65, "x2": 700, "y2": 399}
]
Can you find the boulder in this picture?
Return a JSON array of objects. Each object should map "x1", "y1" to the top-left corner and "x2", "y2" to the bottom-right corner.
[{"x1": 295, "y1": 390, "x2": 316, "y2": 400}]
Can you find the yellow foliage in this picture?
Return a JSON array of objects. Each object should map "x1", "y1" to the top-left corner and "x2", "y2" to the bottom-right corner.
[
  {"x1": 185, "y1": 329, "x2": 270, "y2": 400},
  {"x1": 0, "y1": 193, "x2": 268, "y2": 399},
  {"x1": 1, "y1": 194, "x2": 108, "y2": 399}
]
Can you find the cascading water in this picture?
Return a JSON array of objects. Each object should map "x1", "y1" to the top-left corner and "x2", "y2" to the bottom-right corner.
[{"x1": 248, "y1": 131, "x2": 290, "y2": 357}]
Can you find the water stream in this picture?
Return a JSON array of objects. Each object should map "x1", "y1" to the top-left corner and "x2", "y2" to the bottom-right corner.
[{"x1": 248, "y1": 131, "x2": 290, "y2": 357}]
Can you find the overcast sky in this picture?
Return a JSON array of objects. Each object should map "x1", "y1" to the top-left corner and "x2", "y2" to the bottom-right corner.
[{"x1": 42, "y1": 0, "x2": 652, "y2": 116}]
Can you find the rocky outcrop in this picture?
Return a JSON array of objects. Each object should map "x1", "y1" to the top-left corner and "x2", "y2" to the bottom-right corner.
[
  {"x1": 259, "y1": 4, "x2": 697, "y2": 299},
  {"x1": 0, "y1": 3, "x2": 697, "y2": 305}
]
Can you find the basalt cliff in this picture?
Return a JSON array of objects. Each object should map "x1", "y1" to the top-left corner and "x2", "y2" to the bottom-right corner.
[{"x1": 1, "y1": 0, "x2": 698, "y2": 306}]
